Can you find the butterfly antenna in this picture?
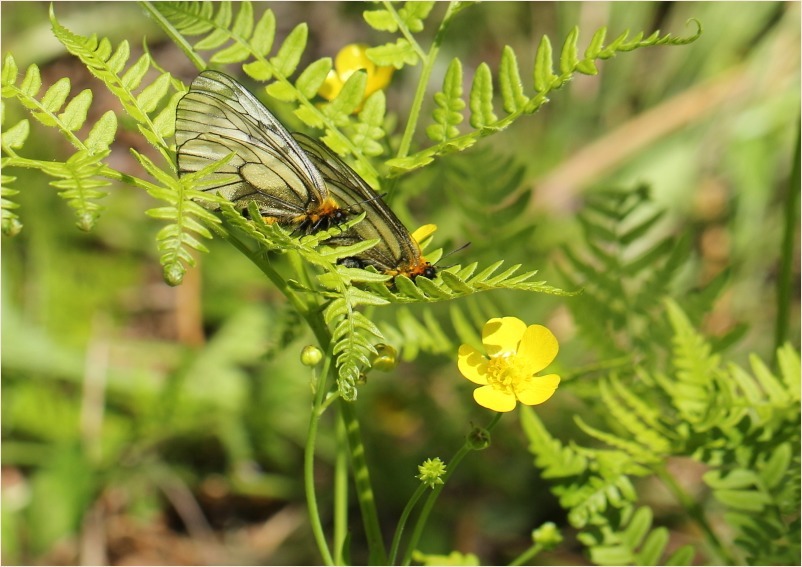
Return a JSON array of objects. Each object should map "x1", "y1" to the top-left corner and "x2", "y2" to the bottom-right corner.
[
  {"x1": 433, "y1": 242, "x2": 471, "y2": 268},
  {"x1": 346, "y1": 192, "x2": 385, "y2": 213}
]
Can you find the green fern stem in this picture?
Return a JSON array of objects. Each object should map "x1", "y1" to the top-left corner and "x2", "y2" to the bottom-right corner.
[
  {"x1": 400, "y1": 412, "x2": 504, "y2": 566},
  {"x1": 138, "y1": 1, "x2": 207, "y2": 71},
  {"x1": 654, "y1": 464, "x2": 737, "y2": 565},
  {"x1": 388, "y1": 483, "x2": 428, "y2": 565},
  {"x1": 508, "y1": 541, "x2": 544, "y2": 566},
  {"x1": 394, "y1": 1, "x2": 460, "y2": 164},
  {"x1": 305, "y1": 351, "x2": 336, "y2": 566},
  {"x1": 219, "y1": 219, "x2": 386, "y2": 564},
  {"x1": 3, "y1": 82, "x2": 86, "y2": 151},
  {"x1": 215, "y1": 227, "x2": 330, "y2": 344},
  {"x1": 340, "y1": 398, "x2": 388, "y2": 565},
  {"x1": 334, "y1": 415, "x2": 350, "y2": 565},
  {"x1": 561, "y1": 354, "x2": 635, "y2": 382},
  {"x1": 380, "y1": 0, "x2": 427, "y2": 61},
  {"x1": 2, "y1": 154, "x2": 157, "y2": 197}
]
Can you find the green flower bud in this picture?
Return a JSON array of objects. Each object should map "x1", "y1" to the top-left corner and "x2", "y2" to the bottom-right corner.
[
  {"x1": 300, "y1": 345, "x2": 323, "y2": 367},
  {"x1": 371, "y1": 343, "x2": 398, "y2": 372},
  {"x1": 532, "y1": 522, "x2": 563, "y2": 550},
  {"x1": 466, "y1": 426, "x2": 491, "y2": 450},
  {"x1": 416, "y1": 457, "x2": 447, "y2": 489}
]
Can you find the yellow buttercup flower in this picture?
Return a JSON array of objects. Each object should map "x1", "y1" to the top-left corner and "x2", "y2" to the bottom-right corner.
[
  {"x1": 319, "y1": 43, "x2": 394, "y2": 104},
  {"x1": 457, "y1": 317, "x2": 560, "y2": 413}
]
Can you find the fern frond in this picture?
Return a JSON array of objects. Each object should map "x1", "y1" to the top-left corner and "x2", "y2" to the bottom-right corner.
[
  {"x1": 49, "y1": 6, "x2": 181, "y2": 163},
  {"x1": 1, "y1": 173, "x2": 22, "y2": 236},
  {"x1": 582, "y1": 506, "x2": 695, "y2": 566},
  {"x1": 345, "y1": 256, "x2": 573, "y2": 304},
  {"x1": 39, "y1": 150, "x2": 111, "y2": 232},
  {"x1": 324, "y1": 299, "x2": 385, "y2": 401},
  {"x1": 523, "y1": 405, "x2": 698, "y2": 565},
  {"x1": 135, "y1": 150, "x2": 225, "y2": 285},
  {"x1": 150, "y1": 1, "x2": 381, "y2": 180},
  {"x1": 2, "y1": 53, "x2": 182, "y2": 232},
  {"x1": 557, "y1": 186, "x2": 738, "y2": 363},
  {"x1": 520, "y1": 406, "x2": 588, "y2": 479},
  {"x1": 1, "y1": 58, "x2": 115, "y2": 233},
  {"x1": 379, "y1": 306, "x2": 454, "y2": 361},
  {"x1": 2, "y1": 58, "x2": 119, "y2": 157},
  {"x1": 664, "y1": 299, "x2": 731, "y2": 428},
  {"x1": 563, "y1": 300, "x2": 800, "y2": 564},
  {"x1": 426, "y1": 58, "x2": 464, "y2": 143},
  {"x1": 363, "y1": 1, "x2": 434, "y2": 68},
  {"x1": 387, "y1": 20, "x2": 703, "y2": 174}
]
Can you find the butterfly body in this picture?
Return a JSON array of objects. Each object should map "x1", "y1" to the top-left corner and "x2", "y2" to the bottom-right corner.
[{"x1": 292, "y1": 133, "x2": 436, "y2": 281}]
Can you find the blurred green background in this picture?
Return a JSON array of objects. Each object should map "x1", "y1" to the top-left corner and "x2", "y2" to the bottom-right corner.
[{"x1": 2, "y1": 2, "x2": 799, "y2": 565}]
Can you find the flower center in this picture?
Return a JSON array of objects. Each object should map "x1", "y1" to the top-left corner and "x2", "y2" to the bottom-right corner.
[{"x1": 486, "y1": 354, "x2": 527, "y2": 395}]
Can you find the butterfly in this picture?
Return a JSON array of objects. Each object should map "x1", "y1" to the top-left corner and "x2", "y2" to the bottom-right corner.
[
  {"x1": 175, "y1": 70, "x2": 349, "y2": 232},
  {"x1": 292, "y1": 133, "x2": 436, "y2": 281},
  {"x1": 176, "y1": 70, "x2": 436, "y2": 281}
]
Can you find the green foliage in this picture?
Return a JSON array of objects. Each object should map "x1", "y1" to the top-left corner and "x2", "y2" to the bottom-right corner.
[
  {"x1": 557, "y1": 185, "x2": 746, "y2": 362},
  {"x1": 49, "y1": 7, "x2": 180, "y2": 160},
  {"x1": 1, "y1": 2, "x2": 728, "y2": 565},
  {"x1": 540, "y1": 185, "x2": 797, "y2": 564},
  {"x1": 136, "y1": 150, "x2": 226, "y2": 285},
  {"x1": 1, "y1": 9, "x2": 227, "y2": 283},
  {"x1": 426, "y1": 58, "x2": 465, "y2": 142},
  {"x1": 1, "y1": 54, "x2": 116, "y2": 231},
  {"x1": 148, "y1": 0, "x2": 385, "y2": 182},
  {"x1": 1, "y1": 173, "x2": 22, "y2": 236},
  {"x1": 363, "y1": 1, "x2": 435, "y2": 69},
  {"x1": 385, "y1": 19, "x2": 703, "y2": 173},
  {"x1": 214, "y1": 196, "x2": 571, "y2": 397},
  {"x1": 522, "y1": 300, "x2": 800, "y2": 565}
]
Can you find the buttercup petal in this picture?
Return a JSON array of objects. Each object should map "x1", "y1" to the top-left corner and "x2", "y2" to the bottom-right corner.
[
  {"x1": 335, "y1": 43, "x2": 373, "y2": 78},
  {"x1": 366, "y1": 63, "x2": 394, "y2": 96},
  {"x1": 516, "y1": 325, "x2": 559, "y2": 375},
  {"x1": 457, "y1": 344, "x2": 489, "y2": 385},
  {"x1": 411, "y1": 224, "x2": 437, "y2": 245},
  {"x1": 319, "y1": 70, "x2": 344, "y2": 100},
  {"x1": 482, "y1": 317, "x2": 526, "y2": 357},
  {"x1": 515, "y1": 374, "x2": 560, "y2": 406},
  {"x1": 474, "y1": 386, "x2": 517, "y2": 412}
]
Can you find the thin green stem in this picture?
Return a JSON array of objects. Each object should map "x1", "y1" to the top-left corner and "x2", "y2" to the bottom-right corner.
[
  {"x1": 381, "y1": 1, "x2": 427, "y2": 61},
  {"x1": 388, "y1": 483, "x2": 428, "y2": 565},
  {"x1": 304, "y1": 352, "x2": 336, "y2": 566},
  {"x1": 401, "y1": 413, "x2": 503, "y2": 566},
  {"x1": 218, "y1": 229, "x2": 308, "y2": 314},
  {"x1": 774, "y1": 117, "x2": 800, "y2": 357},
  {"x1": 340, "y1": 399, "x2": 387, "y2": 565},
  {"x1": 508, "y1": 542, "x2": 543, "y2": 566},
  {"x1": 333, "y1": 414, "x2": 349, "y2": 565},
  {"x1": 654, "y1": 464, "x2": 736, "y2": 565},
  {"x1": 561, "y1": 354, "x2": 636, "y2": 382},
  {"x1": 3, "y1": 155, "x2": 158, "y2": 195},
  {"x1": 138, "y1": 0, "x2": 206, "y2": 71},
  {"x1": 394, "y1": 1, "x2": 460, "y2": 163},
  {"x1": 218, "y1": 225, "x2": 344, "y2": 566}
]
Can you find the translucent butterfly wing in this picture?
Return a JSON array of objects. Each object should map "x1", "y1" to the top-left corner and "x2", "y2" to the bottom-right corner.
[
  {"x1": 176, "y1": 71, "x2": 335, "y2": 226},
  {"x1": 292, "y1": 133, "x2": 433, "y2": 278}
]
